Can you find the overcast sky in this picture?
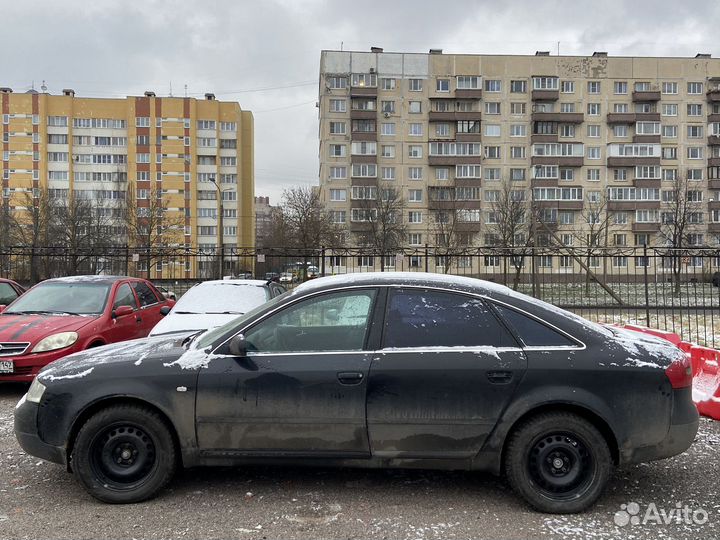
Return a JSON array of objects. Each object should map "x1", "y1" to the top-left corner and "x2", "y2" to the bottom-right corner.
[{"x1": 3, "y1": 0, "x2": 720, "y2": 204}]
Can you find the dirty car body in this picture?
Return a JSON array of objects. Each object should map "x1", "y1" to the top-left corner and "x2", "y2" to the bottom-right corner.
[{"x1": 14, "y1": 273, "x2": 697, "y2": 512}]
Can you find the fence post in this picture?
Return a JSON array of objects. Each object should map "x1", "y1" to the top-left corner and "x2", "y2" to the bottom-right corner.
[
  {"x1": 320, "y1": 246, "x2": 326, "y2": 277},
  {"x1": 644, "y1": 244, "x2": 651, "y2": 327},
  {"x1": 424, "y1": 244, "x2": 429, "y2": 272}
]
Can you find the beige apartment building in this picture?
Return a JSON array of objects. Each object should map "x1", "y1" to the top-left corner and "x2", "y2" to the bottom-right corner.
[
  {"x1": 318, "y1": 48, "x2": 720, "y2": 274},
  {"x1": 0, "y1": 88, "x2": 254, "y2": 278}
]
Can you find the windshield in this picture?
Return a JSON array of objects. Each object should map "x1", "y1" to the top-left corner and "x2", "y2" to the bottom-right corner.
[
  {"x1": 174, "y1": 282, "x2": 269, "y2": 314},
  {"x1": 5, "y1": 282, "x2": 111, "y2": 315},
  {"x1": 195, "y1": 291, "x2": 289, "y2": 349}
]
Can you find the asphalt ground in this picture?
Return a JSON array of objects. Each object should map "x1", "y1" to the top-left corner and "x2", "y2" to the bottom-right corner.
[{"x1": 1, "y1": 383, "x2": 718, "y2": 540}]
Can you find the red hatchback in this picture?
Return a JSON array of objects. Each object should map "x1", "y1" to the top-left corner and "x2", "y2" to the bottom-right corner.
[{"x1": 0, "y1": 276, "x2": 174, "y2": 382}]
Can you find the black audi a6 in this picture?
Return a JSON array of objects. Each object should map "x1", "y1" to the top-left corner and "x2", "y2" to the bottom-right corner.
[{"x1": 15, "y1": 273, "x2": 698, "y2": 513}]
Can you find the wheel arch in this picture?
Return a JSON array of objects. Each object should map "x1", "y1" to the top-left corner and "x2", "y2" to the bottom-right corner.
[
  {"x1": 65, "y1": 396, "x2": 182, "y2": 472},
  {"x1": 501, "y1": 403, "x2": 620, "y2": 469}
]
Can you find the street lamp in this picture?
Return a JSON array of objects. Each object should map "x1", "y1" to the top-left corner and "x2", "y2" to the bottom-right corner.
[{"x1": 209, "y1": 177, "x2": 224, "y2": 280}]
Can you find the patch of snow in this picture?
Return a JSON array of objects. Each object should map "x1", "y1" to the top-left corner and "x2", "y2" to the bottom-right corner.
[
  {"x1": 44, "y1": 367, "x2": 94, "y2": 381},
  {"x1": 163, "y1": 346, "x2": 232, "y2": 370}
]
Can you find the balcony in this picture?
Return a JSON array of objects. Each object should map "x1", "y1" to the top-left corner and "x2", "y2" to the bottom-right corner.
[
  {"x1": 606, "y1": 113, "x2": 636, "y2": 124},
  {"x1": 455, "y1": 132, "x2": 482, "y2": 142},
  {"x1": 632, "y1": 90, "x2": 661, "y2": 102},
  {"x1": 707, "y1": 88, "x2": 720, "y2": 102},
  {"x1": 455, "y1": 88, "x2": 483, "y2": 99},
  {"x1": 608, "y1": 200, "x2": 660, "y2": 211},
  {"x1": 429, "y1": 199, "x2": 481, "y2": 210},
  {"x1": 708, "y1": 135, "x2": 720, "y2": 146},
  {"x1": 709, "y1": 179, "x2": 720, "y2": 189},
  {"x1": 349, "y1": 86, "x2": 377, "y2": 97},
  {"x1": 708, "y1": 200, "x2": 720, "y2": 211},
  {"x1": 535, "y1": 200, "x2": 584, "y2": 210},
  {"x1": 350, "y1": 109, "x2": 376, "y2": 120},
  {"x1": 428, "y1": 155, "x2": 482, "y2": 166},
  {"x1": 531, "y1": 178, "x2": 559, "y2": 187},
  {"x1": 709, "y1": 158, "x2": 720, "y2": 167},
  {"x1": 708, "y1": 113, "x2": 720, "y2": 122},
  {"x1": 351, "y1": 131, "x2": 377, "y2": 142},
  {"x1": 531, "y1": 89, "x2": 559, "y2": 101},
  {"x1": 454, "y1": 222, "x2": 482, "y2": 232},
  {"x1": 531, "y1": 133, "x2": 558, "y2": 143},
  {"x1": 633, "y1": 135, "x2": 661, "y2": 143},
  {"x1": 428, "y1": 111, "x2": 457, "y2": 122},
  {"x1": 632, "y1": 223, "x2": 661, "y2": 232},
  {"x1": 709, "y1": 223, "x2": 720, "y2": 233},
  {"x1": 531, "y1": 112, "x2": 584, "y2": 123},
  {"x1": 455, "y1": 111, "x2": 483, "y2": 121},
  {"x1": 633, "y1": 178, "x2": 661, "y2": 188},
  {"x1": 606, "y1": 156, "x2": 661, "y2": 167},
  {"x1": 531, "y1": 156, "x2": 584, "y2": 167},
  {"x1": 350, "y1": 177, "x2": 377, "y2": 186},
  {"x1": 351, "y1": 154, "x2": 377, "y2": 164},
  {"x1": 635, "y1": 112, "x2": 661, "y2": 121}
]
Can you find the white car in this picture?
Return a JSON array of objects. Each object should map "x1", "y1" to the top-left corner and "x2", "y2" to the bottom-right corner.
[
  {"x1": 149, "y1": 279, "x2": 285, "y2": 336},
  {"x1": 279, "y1": 272, "x2": 295, "y2": 284}
]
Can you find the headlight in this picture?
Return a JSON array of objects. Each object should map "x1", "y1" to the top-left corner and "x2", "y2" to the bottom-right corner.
[
  {"x1": 26, "y1": 378, "x2": 46, "y2": 404},
  {"x1": 31, "y1": 332, "x2": 79, "y2": 353}
]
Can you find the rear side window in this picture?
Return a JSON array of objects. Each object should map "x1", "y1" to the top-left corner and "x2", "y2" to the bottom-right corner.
[
  {"x1": 132, "y1": 282, "x2": 159, "y2": 307},
  {"x1": 383, "y1": 289, "x2": 516, "y2": 348},
  {"x1": 493, "y1": 304, "x2": 578, "y2": 347}
]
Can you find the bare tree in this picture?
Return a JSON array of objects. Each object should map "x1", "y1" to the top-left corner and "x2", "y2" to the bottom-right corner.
[
  {"x1": 575, "y1": 192, "x2": 616, "y2": 293},
  {"x1": 428, "y1": 186, "x2": 478, "y2": 274},
  {"x1": 124, "y1": 184, "x2": 184, "y2": 277},
  {"x1": 490, "y1": 182, "x2": 532, "y2": 289},
  {"x1": 281, "y1": 186, "x2": 343, "y2": 251},
  {"x1": 658, "y1": 175, "x2": 703, "y2": 295},
  {"x1": 354, "y1": 186, "x2": 406, "y2": 271},
  {"x1": 13, "y1": 189, "x2": 54, "y2": 281},
  {"x1": 50, "y1": 193, "x2": 119, "y2": 275}
]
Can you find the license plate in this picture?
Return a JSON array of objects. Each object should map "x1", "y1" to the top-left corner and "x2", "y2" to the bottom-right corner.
[{"x1": 0, "y1": 360, "x2": 13, "y2": 373}]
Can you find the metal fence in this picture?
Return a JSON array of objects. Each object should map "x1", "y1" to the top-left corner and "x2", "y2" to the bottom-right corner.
[{"x1": 1, "y1": 245, "x2": 719, "y2": 347}]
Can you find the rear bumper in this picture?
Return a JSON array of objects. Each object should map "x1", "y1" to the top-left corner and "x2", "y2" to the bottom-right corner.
[
  {"x1": 625, "y1": 386, "x2": 699, "y2": 464},
  {"x1": 13, "y1": 395, "x2": 66, "y2": 466}
]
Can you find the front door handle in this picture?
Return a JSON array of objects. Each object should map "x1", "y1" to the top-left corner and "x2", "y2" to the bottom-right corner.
[
  {"x1": 337, "y1": 371, "x2": 364, "y2": 385},
  {"x1": 487, "y1": 371, "x2": 513, "y2": 384},
  {"x1": 136, "y1": 316, "x2": 142, "y2": 324}
]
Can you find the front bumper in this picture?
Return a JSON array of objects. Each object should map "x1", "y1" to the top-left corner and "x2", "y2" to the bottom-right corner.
[
  {"x1": 625, "y1": 386, "x2": 699, "y2": 464},
  {"x1": 13, "y1": 394, "x2": 66, "y2": 465},
  {"x1": 0, "y1": 346, "x2": 82, "y2": 382}
]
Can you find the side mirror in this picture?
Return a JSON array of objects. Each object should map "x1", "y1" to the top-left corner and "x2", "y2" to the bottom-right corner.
[
  {"x1": 228, "y1": 334, "x2": 248, "y2": 357},
  {"x1": 159, "y1": 305, "x2": 171, "y2": 316},
  {"x1": 112, "y1": 305, "x2": 134, "y2": 319}
]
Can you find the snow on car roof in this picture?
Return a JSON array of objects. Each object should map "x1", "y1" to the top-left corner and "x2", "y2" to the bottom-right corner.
[{"x1": 44, "y1": 275, "x2": 129, "y2": 284}]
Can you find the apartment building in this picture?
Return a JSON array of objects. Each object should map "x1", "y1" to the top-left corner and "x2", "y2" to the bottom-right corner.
[
  {"x1": 0, "y1": 88, "x2": 254, "y2": 278},
  {"x1": 318, "y1": 48, "x2": 720, "y2": 273}
]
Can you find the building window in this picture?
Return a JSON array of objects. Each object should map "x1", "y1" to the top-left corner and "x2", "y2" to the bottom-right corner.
[
  {"x1": 408, "y1": 211, "x2": 422, "y2": 224},
  {"x1": 533, "y1": 77, "x2": 559, "y2": 90},
  {"x1": 381, "y1": 123, "x2": 395, "y2": 136},
  {"x1": 408, "y1": 167, "x2": 423, "y2": 180},
  {"x1": 587, "y1": 124, "x2": 600, "y2": 137},
  {"x1": 510, "y1": 146, "x2": 526, "y2": 159},
  {"x1": 662, "y1": 125, "x2": 677, "y2": 138},
  {"x1": 587, "y1": 103, "x2": 600, "y2": 115},
  {"x1": 409, "y1": 123, "x2": 423, "y2": 136},
  {"x1": 613, "y1": 125, "x2": 628, "y2": 137},
  {"x1": 510, "y1": 80, "x2": 527, "y2": 93},
  {"x1": 408, "y1": 101, "x2": 422, "y2": 114},
  {"x1": 381, "y1": 145, "x2": 395, "y2": 158},
  {"x1": 510, "y1": 102, "x2": 526, "y2": 115},
  {"x1": 510, "y1": 124, "x2": 526, "y2": 137},
  {"x1": 687, "y1": 103, "x2": 703, "y2": 116},
  {"x1": 561, "y1": 81, "x2": 575, "y2": 93},
  {"x1": 328, "y1": 144, "x2": 346, "y2": 157},
  {"x1": 484, "y1": 124, "x2": 501, "y2": 137},
  {"x1": 662, "y1": 104, "x2": 678, "y2": 116},
  {"x1": 435, "y1": 123, "x2": 450, "y2": 136},
  {"x1": 381, "y1": 166, "x2": 395, "y2": 180},
  {"x1": 381, "y1": 78, "x2": 395, "y2": 90},
  {"x1": 408, "y1": 189, "x2": 423, "y2": 202},
  {"x1": 326, "y1": 76, "x2": 347, "y2": 89},
  {"x1": 329, "y1": 99, "x2": 346, "y2": 112},
  {"x1": 687, "y1": 82, "x2": 703, "y2": 95},
  {"x1": 687, "y1": 125, "x2": 703, "y2": 138},
  {"x1": 662, "y1": 82, "x2": 678, "y2": 94},
  {"x1": 587, "y1": 169, "x2": 601, "y2": 181},
  {"x1": 614, "y1": 81, "x2": 627, "y2": 94},
  {"x1": 329, "y1": 189, "x2": 346, "y2": 202},
  {"x1": 485, "y1": 79, "x2": 502, "y2": 92},
  {"x1": 408, "y1": 145, "x2": 423, "y2": 158},
  {"x1": 329, "y1": 121, "x2": 346, "y2": 134},
  {"x1": 484, "y1": 102, "x2": 501, "y2": 115},
  {"x1": 409, "y1": 79, "x2": 423, "y2": 92},
  {"x1": 456, "y1": 76, "x2": 480, "y2": 89},
  {"x1": 436, "y1": 79, "x2": 449, "y2": 92},
  {"x1": 435, "y1": 168, "x2": 449, "y2": 181},
  {"x1": 329, "y1": 166, "x2": 347, "y2": 179}
]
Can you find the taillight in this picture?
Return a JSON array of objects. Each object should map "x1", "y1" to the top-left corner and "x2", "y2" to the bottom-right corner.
[{"x1": 665, "y1": 354, "x2": 693, "y2": 389}]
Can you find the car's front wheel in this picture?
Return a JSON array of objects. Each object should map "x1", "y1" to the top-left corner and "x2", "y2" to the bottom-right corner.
[
  {"x1": 504, "y1": 412, "x2": 612, "y2": 513},
  {"x1": 71, "y1": 404, "x2": 177, "y2": 503}
]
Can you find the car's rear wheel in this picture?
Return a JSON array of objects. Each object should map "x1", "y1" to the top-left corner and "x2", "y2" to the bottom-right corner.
[
  {"x1": 504, "y1": 412, "x2": 612, "y2": 513},
  {"x1": 72, "y1": 404, "x2": 176, "y2": 503}
]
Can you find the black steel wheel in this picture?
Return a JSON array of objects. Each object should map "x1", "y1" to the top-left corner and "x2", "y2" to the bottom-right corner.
[
  {"x1": 505, "y1": 412, "x2": 612, "y2": 513},
  {"x1": 72, "y1": 404, "x2": 177, "y2": 503}
]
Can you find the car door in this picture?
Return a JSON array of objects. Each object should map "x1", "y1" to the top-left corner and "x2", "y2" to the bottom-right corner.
[
  {"x1": 195, "y1": 288, "x2": 381, "y2": 458},
  {"x1": 131, "y1": 281, "x2": 164, "y2": 336},
  {"x1": 366, "y1": 287, "x2": 527, "y2": 459},
  {"x1": 105, "y1": 282, "x2": 142, "y2": 343}
]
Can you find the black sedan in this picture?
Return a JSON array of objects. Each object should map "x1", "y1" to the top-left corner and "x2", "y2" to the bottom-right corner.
[{"x1": 14, "y1": 273, "x2": 698, "y2": 513}]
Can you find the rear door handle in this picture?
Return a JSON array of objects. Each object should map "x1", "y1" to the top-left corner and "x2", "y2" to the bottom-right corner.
[
  {"x1": 337, "y1": 371, "x2": 364, "y2": 385},
  {"x1": 487, "y1": 371, "x2": 513, "y2": 384}
]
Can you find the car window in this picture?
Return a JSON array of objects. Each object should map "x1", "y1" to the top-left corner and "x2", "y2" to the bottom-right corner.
[
  {"x1": 0, "y1": 283, "x2": 19, "y2": 305},
  {"x1": 493, "y1": 304, "x2": 578, "y2": 347},
  {"x1": 383, "y1": 289, "x2": 516, "y2": 348},
  {"x1": 132, "y1": 281, "x2": 158, "y2": 307},
  {"x1": 4, "y1": 282, "x2": 110, "y2": 315},
  {"x1": 113, "y1": 283, "x2": 138, "y2": 310},
  {"x1": 244, "y1": 290, "x2": 377, "y2": 353}
]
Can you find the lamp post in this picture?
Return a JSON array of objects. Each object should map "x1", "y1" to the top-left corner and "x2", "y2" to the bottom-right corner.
[{"x1": 210, "y1": 178, "x2": 224, "y2": 279}]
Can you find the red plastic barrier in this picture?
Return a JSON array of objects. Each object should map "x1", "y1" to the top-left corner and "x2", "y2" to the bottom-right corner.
[{"x1": 610, "y1": 324, "x2": 720, "y2": 420}]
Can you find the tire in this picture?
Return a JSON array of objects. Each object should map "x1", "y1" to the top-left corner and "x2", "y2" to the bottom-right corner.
[
  {"x1": 504, "y1": 412, "x2": 612, "y2": 513},
  {"x1": 71, "y1": 404, "x2": 177, "y2": 504}
]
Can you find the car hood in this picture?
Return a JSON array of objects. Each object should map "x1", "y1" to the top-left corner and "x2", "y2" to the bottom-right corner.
[
  {"x1": 149, "y1": 313, "x2": 241, "y2": 336},
  {"x1": 0, "y1": 313, "x2": 99, "y2": 344},
  {"x1": 37, "y1": 332, "x2": 197, "y2": 382}
]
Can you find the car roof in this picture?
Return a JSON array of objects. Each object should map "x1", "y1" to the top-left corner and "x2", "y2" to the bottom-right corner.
[
  {"x1": 43, "y1": 275, "x2": 137, "y2": 285},
  {"x1": 192, "y1": 279, "x2": 270, "y2": 288}
]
